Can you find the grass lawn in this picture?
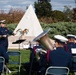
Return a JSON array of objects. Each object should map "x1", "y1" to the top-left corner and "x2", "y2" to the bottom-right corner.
[{"x1": 7, "y1": 49, "x2": 30, "y2": 75}]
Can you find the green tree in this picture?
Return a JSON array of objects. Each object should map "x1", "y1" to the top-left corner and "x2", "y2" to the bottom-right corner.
[
  {"x1": 34, "y1": 0, "x2": 52, "y2": 17},
  {"x1": 63, "y1": 6, "x2": 73, "y2": 21},
  {"x1": 51, "y1": 10, "x2": 67, "y2": 21},
  {"x1": 38, "y1": 0, "x2": 51, "y2": 2},
  {"x1": 41, "y1": 22, "x2": 76, "y2": 38},
  {"x1": 72, "y1": 8, "x2": 76, "y2": 22}
]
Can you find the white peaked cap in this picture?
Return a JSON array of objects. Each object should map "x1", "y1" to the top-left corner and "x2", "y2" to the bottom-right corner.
[
  {"x1": 54, "y1": 35, "x2": 68, "y2": 42},
  {"x1": 67, "y1": 34, "x2": 75, "y2": 38},
  {"x1": 0, "y1": 20, "x2": 6, "y2": 23}
]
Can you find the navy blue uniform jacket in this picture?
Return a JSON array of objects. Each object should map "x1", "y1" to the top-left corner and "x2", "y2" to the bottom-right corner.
[
  {"x1": 0, "y1": 27, "x2": 13, "y2": 47},
  {"x1": 65, "y1": 42, "x2": 76, "y2": 53},
  {"x1": 49, "y1": 47, "x2": 72, "y2": 70}
]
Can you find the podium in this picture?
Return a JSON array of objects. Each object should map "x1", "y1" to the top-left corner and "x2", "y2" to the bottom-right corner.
[{"x1": 12, "y1": 39, "x2": 26, "y2": 50}]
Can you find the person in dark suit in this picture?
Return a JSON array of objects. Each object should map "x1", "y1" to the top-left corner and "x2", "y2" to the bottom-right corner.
[
  {"x1": 48, "y1": 35, "x2": 72, "y2": 70},
  {"x1": 0, "y1": 20, "x2": 15, "y2": 52}
]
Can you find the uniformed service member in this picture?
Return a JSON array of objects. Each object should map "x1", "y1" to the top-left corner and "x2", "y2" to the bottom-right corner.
[
  {"x1": 0, "y1": 20, "x2": 15, "y2": 52},
  {"x1": 23, "y1": 43, "x2": 47, "y2": 75},
  {"x1": 0, "y1": 20, "x2": 15, "y2": 74},
  {"x1": 66, "y1": 34, "x2": 76, "y2": 72},
  {"x1": 65, "y1": 34, "x2": 76, "y2": 53},
  {"x1": 40, "y1": 35, "x2": 72, "y2": 75},
  {"x1": 48, "y1": 35, "x2": 72, "y2": 70}
]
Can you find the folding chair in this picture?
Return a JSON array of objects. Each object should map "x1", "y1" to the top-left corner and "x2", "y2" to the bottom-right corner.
[
  {"x1": 6, "y1": 51, "x2": 21, "y2": 75},
  {"x1": 45, "y1": 66, "x2": 69, "y2": 75},
  {"x1": 0, "y1": 56, "x2": 5, "y2": 75}
]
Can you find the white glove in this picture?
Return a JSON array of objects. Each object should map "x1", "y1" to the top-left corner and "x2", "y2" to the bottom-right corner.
[
  {"x1": 36, "y1": 48, "x2": 41, "y2": 53},
  {"x1": 3, "y1": 35, "x2": 7, "y2": 37}
]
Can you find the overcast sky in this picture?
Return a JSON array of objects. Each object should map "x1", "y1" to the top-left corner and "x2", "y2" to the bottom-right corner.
[{"x1": 0, "y1": 0, "x2": 75, "y2": 13}]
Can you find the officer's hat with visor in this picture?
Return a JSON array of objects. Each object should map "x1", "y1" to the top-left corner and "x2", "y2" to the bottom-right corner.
[
  {"x1": 54, "y1": 35, "x2": 68, "y2": 44},
  {"x1": 0, "y1": 20, "x2": 6, "y2": 24},
  {"x1": 67, "y1": 34, "x2": 75, "y2": 39},
  {"x1": 75, "y1": 36, "x2": 76, "y2": 40}
]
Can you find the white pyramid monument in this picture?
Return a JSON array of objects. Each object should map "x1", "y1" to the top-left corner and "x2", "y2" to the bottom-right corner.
[
  {"x1": 8, "y1": 5, "x2": 43, "y2": 49},
  {"x1": 14, "y1": 4, "x2": 43, "y2": 37}
]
